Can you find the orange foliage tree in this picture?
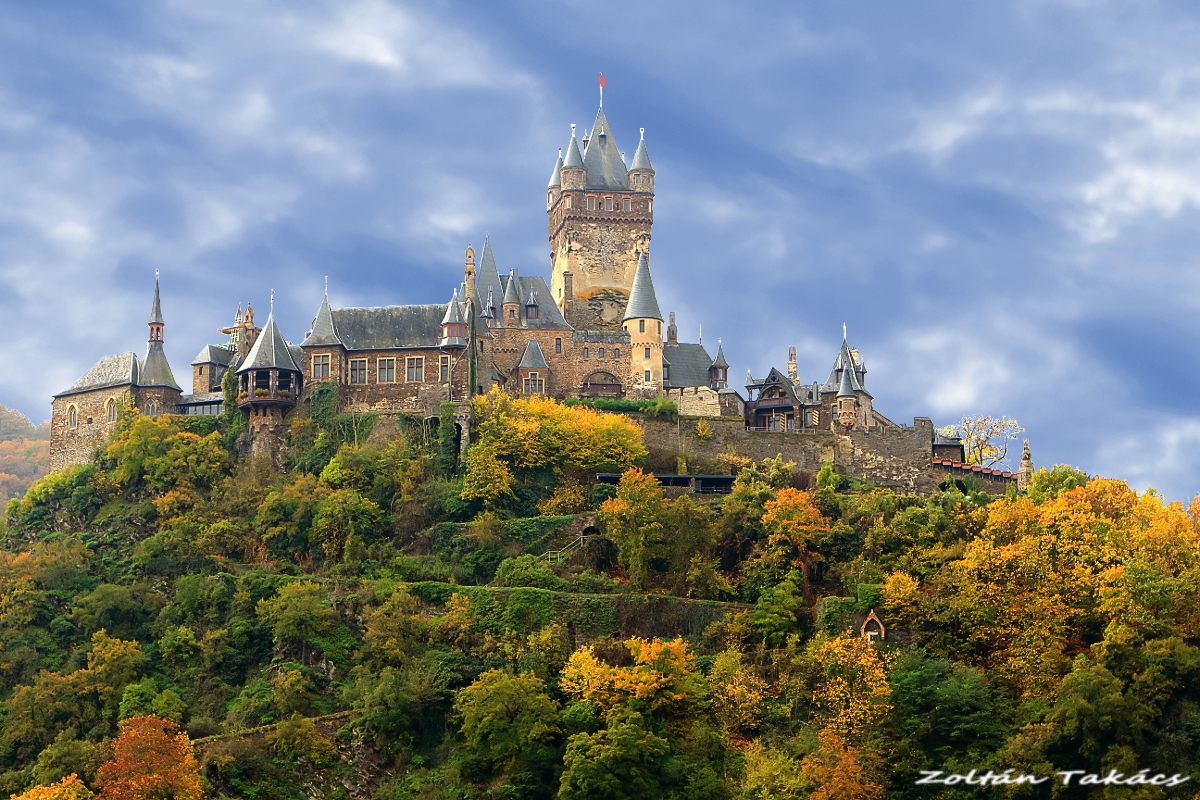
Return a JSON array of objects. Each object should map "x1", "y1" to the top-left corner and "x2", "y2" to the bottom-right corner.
[{"x1": 96, "y1": 715, "x2": 203, "y2": 800}]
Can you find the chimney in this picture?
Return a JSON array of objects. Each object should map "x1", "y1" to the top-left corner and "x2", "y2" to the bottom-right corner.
[
  {"x1": 851, "y1": 348, "x2": 860, "y2": 364},
  {"x1": 667, "y1": 312, "x2": 678, "y2": 345},
  {"x1": 563, "y1": 272, "x2": 574, "y2": 301},
  {"x1": 787, "y1": 347, "x2": 798, "y2": 381}
]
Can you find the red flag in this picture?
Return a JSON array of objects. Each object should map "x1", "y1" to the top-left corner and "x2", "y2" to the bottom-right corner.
[{"x1": 599, "y1": 72, "x2": 606, "y2": 88}]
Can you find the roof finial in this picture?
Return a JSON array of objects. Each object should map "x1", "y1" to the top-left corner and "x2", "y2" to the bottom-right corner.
[
  {"x1": 599, "y1": 72, "x2": 606, "y2": 107},
  {"x1": 324, "y1": 276, "x2": 328, "y2": 298},
  {"x1": 270, "y1": 288, "x2": 275, "y2": 315},
  {"x1": 640, "y1": 127, "x2": 645, "y2": 140},
  {"x1": 843, "y1": 322, "x2": 847, "y2": 341},
  {"x1": 699, "y1": 323, "x2": 702, "y2": 345},
  {"x1": 571, "y1": 123, "x2": 576, "y2": 137}
]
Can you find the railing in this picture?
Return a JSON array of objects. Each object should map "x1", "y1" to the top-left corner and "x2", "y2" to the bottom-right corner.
[{"x1": 543, "y1": 534, "x2": 599, "y2": 563}]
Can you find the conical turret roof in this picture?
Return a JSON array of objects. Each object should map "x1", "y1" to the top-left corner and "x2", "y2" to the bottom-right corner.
[
  {"x1": 302, "y1": 290, "x2": 341, "y2": 346},
  {"x1": 239, "y1": 302, "x2": 301, "y2": 373},
  {"x1": 140, "y1": 341, "x2": 180, "y2": 389},
  {"x1": 623, "y1": 252, "x2": 662, "y2": 321},
  {"x1": 837, "y1": 363, "x2": 856, "y2": 397},
  {"x1": 630, "y1": 130, "x2": 654, "y2": 173},
  {"x1": 476, "y1": 235, "x2": 504, "y2": 312},
  {"x1": 149, "y1": 272, "x2": 164, "y2": 324},
  {"x1": 582, "y1": 107, "x2": 630, "y2": 190},
  {"x1": 441, "y1": 289, "x2": 466, "y2": 324},
  {"x1": 712, "y1": 340, "x2": 729, "y2": 368},
  {"x1": 502, "y1": 270, "x2": 522, "y2": 305},
  {"x1": 563, "y1": 130, "x2": 585, "y2": 169},
  {"x1": 548, "y1": 150, "x2": 563, "y2": 188}
]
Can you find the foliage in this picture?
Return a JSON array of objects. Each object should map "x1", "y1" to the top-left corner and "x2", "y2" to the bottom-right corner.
[
  {"x1": 939, "y1": 415, "x2": 1025, "y2": 468},
  {"x1": 95, "y1": 715, "x2": 203, "y2": 800},
  {"x1": 9, "y1": 774, "x2": 93, "y2": 800}
]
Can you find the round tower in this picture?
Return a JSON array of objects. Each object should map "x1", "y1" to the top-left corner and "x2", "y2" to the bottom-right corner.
[{"x1": 623, "y1": 252, "x2": 664, "y2": 391}]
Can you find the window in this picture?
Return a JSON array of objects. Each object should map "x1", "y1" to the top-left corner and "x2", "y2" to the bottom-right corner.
[
  {"x1": 312, "y1": 354, "x2": 330, "y2": 379},
  {"x1": 587, "y1": 196, "x2": 595, "y2": 210},
  {"x1": 406, "y1": 357, "x2": 424, "y2": 382},
  {"x1": 613, "y1": 348, "x2": 620, "y2": 359},
  {"x1": 144, "y1": 403, "x2": 158, "y2": 417},
  {"x1": 604, "y1": 197, "x2": 613, "y2": 211},
  {"x1": 583, "y1": 347, "x2": 589, "y2": 359},
  {"x1": 649, "y1": 199, "x2": 653, "y2": 212},
  {"x1": 198, "y1": 365, "x2": 204, "y2": 376},
  {"x1": 565, "y1": 195, "x2": 573, "y2": 209},
  {"x1": 658, "y1": 321, "x2": 662, "y2": 335},
  {"x1": 644, "y1": 370, "x2": 651, "y2": 382},
  {"x1": 68, "y1": 406, "x2": 77, "y2": 429},
  {"x1": 555, "y1": 338, "x2": 562, "y2": 353},
  {"x1": 639, "y1": 320, "x2": 645, "y2": 333},
  {"x1": 527, "y1": 304, "x2": 539, "y2": 319},
  {"x1": 623, "y1": 198, "x2": 631, "y2": 212},
  {"x1": 523, "y1": 371, "x2": 544, "y2": 394},
  {"x1": 107, "y1": 399, "x2": 117, "y2": 422},
  {"x1": 509, "y1": 308, "x2": 516, "y2": 320},
  {"x1": 349, "y1": 359, "x2": 368, "y2": 384},
  {"x1": 440, "y1": 355, "x2": 451, "y2": 382},
  {"x1": 644, "y1": 347, "x2": 651, "y2": 360},
  {"x1": 378, "y1": 358, "x2": 396, "y2": 383},
  {"x1": 598, "y1": 347, "x2": 605, "y2": 358},
  {"x1": 664, "y1": 366, "x2": 670, "y2": 380}
]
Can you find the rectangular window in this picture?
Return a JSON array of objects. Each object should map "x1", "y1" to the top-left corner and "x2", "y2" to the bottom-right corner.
[
  {"x1": 565, "y1": 195, "x2": 572, "y2": 209},
  {"x1": 527, "y1": 304, "x2": 539, "y2": 319},
  {"x1": 312, "y1": 354, "x2": 330, "y2": 379},
  {"x1": 604, "y1": 197, "x2": 613, "y2": 211},
  {"x1": 598, "y1": 347, "x2": 605, "y2": 358},
  {"x1": 523, "y1": 371, "x2": 544, "y2": 394},
  {"x1": 623, "y1": 198, "x2": 631, "y2": 212},
  {"x1": 555, "y1": 337, "x2": 562, "y2": 353},
  {"x1": 587, "y1": 196, "x2": 595, "y2": 210},
  {"x1": 644, "y1": 347, "x2": 651, "y2": 359},
  {"x1": 664, "y1": 366, "x2": 670, "y2": 381},
  {"x1": 440, "y1": 355, "x2": 451, "y2": 382},
  {"x1": 613, "y1": 348, "x2": 620, "y2": 359},
  {"x1": 378, "y1": 358, "x2": 396, "y2": 383},
  {"x1": 406, "y1": 357, "x2": 424, "y2": 382},
  {"x1": 583, "y1": 347, "x2": 589, "y2": 359},
  {"x1": 639, "y1": 320, "x2": 645, "y2": 333},
  {"x1": 349, "y1": 359, "x2": 368, "y2": 384},
  {"x1": 644, "y1": 370, "x2": 651, "y2": 382}
]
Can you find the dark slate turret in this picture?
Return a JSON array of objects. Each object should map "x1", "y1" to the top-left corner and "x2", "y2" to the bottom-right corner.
[
  {"x1": 582, "y1": 107, "x2": 630, "y2": 190},
  {"x1": 140, "y1": 274, "x2": 180, "y2": 390},
  {"x1": 629, "y1": 129, "x2": 654, "y2": 173},
  {"x1": 709, "y1": 339, "x2": 729, "y2": 389},
  {"x1": 440, "y1": 289, "x2": 468, "y2": 347},
  {"x1": 302, "y1": 288, "x2": 342, "y2": 346},
  {"x1": 548, "y1": 149, "x2": 563, "y2": 189},
  {"x1": 623, "y1": 252, "x2": 663, "y2": 322},
  {"x1": 237, "y1": 294, "x2": 302, "y2": 412},
  {"x1": 475, "y1": 235, "x2": 504, "y2": 316}
]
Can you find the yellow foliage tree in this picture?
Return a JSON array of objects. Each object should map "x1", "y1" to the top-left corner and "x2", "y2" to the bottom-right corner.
[
  {"x1": 9, "y1": 774, "x2": 93, "y2": 800},
  {"x1": 811, "y1": 635, "x2": 892, "y2": 740},
  {"x1": 559, "y1": 637, "x2": 704, "y2": 718}
]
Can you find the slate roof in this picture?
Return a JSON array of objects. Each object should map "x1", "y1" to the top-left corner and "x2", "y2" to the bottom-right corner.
[
  {"x1": 502, "y1": 270, "x2": 522, "y2": 305},
  {"x1": 303, "y1": 293, "x2": 342, "y2": 346},
  {"x1": 517, "y1": 339, "x2": 549, "y2": 369},
  {"x1": 239, "y1": 311, "x2": 302, "y2": 373},
  {"x1": 499, "y1": 275, "x2": 571, "y2": 330},
  {"x1": 548, "y1": 150, "x2": 563, "y2": 188},
  {"x1": 623, "y1": 252, "x2": 663, "y2": 321},
  {"x1": 663, "y1": 343, "x2": 715, "y2": 389},
  {"x1": 837, "y1": 363, "x2": 855, "y2": 397},
  {"x1": 177, "y1": 392, "x2": 224, "y2": 406},
  {"x1": 630, "y1": 133, "x2": 654, "y2": 173},
  {"x1": 820, "y1": 338, "x2": 871, "y2": 398},
  {"x1": 193, "y1": 344, "x2": 235, "y2": 366},
  {"x1": 325, "y1": 305, "x2": 447, "y2": 350},
  {"x1": 149, "y1": 274, "x2": 164, "y2": 325},
  {"x1": 712, "y1": 341, "x2": 729, "y2": 368},
  {"x1": 582, "y1": 107, "x2": 630, "y2": 190},
  {"x1": 563, "y1": 132, "x2": 584, "y2": 169},
  {"x1": 441, "y1": 290, "x2": 466, "y2": 324},
  {"x1": 140, "y1": 341, "x2": 181, "y2": 389},
  {"x1": 56, "y1": 353, "x2": 139, "y2": 397}
]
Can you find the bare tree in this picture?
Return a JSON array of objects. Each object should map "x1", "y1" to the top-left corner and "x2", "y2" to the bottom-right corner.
[{"x1": 940, "y1": 416, "x2": 1025, "y2": 468}]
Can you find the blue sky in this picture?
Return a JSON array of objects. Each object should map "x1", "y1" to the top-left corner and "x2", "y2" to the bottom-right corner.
[{"x1": 4, "y1": 1, "x2": 1200, "y2": 498}]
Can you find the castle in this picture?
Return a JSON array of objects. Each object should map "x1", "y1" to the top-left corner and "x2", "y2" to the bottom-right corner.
[{"x1": 47, "y1": 96, "x2": 1031, "y2": 493}]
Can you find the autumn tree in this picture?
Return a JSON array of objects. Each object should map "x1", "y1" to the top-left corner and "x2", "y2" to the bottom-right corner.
[
  {"x1": 96, "y1": 715, "x2": 203, "y2": 800},
  {"x1": 939, "y1": 416, "x2": 1024, "y2": 468},
  {"x1": 454, "y1": 670, "x2": 561, "y2": 774},
  {"x1": 10, "y1": 774, "x2": 94, "y2": 800}
]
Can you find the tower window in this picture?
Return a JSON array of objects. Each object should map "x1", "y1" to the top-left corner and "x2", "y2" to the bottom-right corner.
[
  {"x1": 378, "y1": 358, "x2": 396, "y2": 383},
  {"x1": 658, "y1": 321, "x2": 662, "y2": 335},
  {"x1": 605, "y1": 197, "x2": 613, "y2": 211},
  {"x1": 649, "y1": 199, "x2": 653, "y2": 213},
  {"x1": 639, "y1": 320, "x2": 645, "y2": 333},
  {"x1": 623, "y1": 198, "x2": 631, "y2": 212},
  {"x1": 614, "y1": 348, "x2": 620, "y2": 359},
  {"x1": 523, "y1": 371, "x2": 544, "y2": 395},
  {"x1": 555, "y1": 338, "x2": 562, "y2": 353},
  {"x1": 349, "y1": 359, "x2": 368, "y2": 384},
  {"x1": 406, "y1": 357, "x2": 424, "y2": 382},
  {"x1": 565, "y1": 195, "x2": 572, "y2": 209},
  {"x1": 68, "y1": 406, "x2": 77, "y2": 429},
  {"x1": 107, "y1": 399, "x2": 118, "y2": 422},
  {"x1": 583, "y1": 347, "x2": 589, "y2": 359},
  {"x1": 587, "y1": 196, "x2": 595, "y2": 210},
  {"x1": 644, "y1": 348, "x2": 651, "y2": 359},
  {"x1": 598, "y1": 347, "x2": 605, "y2": 358},
  {"x1": 644, "y1": 370, "x2": 651, "y2": 382},
  {"x1": 199, "y1": 366, "x2": 204, "y2": 376},
  {"x1": 509, "y1": 308, "x2": 516, "y2": 319}
]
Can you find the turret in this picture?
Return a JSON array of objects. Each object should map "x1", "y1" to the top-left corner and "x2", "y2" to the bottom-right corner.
[
  {"x1": 836, "y1": 364, "x2": 857, "y2": 430},
  {"x1": 667, "y1": 311, "x2": 678, "y2": 345},
  {"x1": 440, "y1": 289, "x2": 468, "y2": 348},
  {"x1": 502, "y1": 270, "x2": 521, "y2": 326},
  {"x1": 148, "y1": 272, "x2": 164, "y2": 342},
  {"x1": 628, "y1": 128, "x2": 655, "y2": 192},
  {"x1": 623, "y1": 252, "x2": 664, "y2": 389},
  {"x1": 547, "y1": 149, "x2": 563, "y2": 210},
  {"x1": 1017, "y1": 440, "x2": 1034, "y2": 490},
  {"x1": 709, "y1": 339, "x2": 729, "y2": 389},
  {"x1": 237, "y1": 293, "x2": 302, "y2": 415},
  {"x1": 561, "y1": 127, "x2": 586, "y2": 190},
  {"x1": 140, "y1": 272, "x2": 181, "y2": 392},
  {"x1": 464, "y1": 245, "x2": 477, "y2": 302},
  {"x1": 787, "y1": 346, "x2": 798, "y2": 382}
]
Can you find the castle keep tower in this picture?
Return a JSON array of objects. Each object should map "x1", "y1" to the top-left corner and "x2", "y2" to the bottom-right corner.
[{"x1": 548, "y1": 106, "x2": 655, "y2": 330}]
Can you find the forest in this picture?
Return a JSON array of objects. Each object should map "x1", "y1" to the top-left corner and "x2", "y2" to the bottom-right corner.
[
  {"x1": 1, "y1": 388, "x2": 1199, "y2": 800},
  {"x1": 0, "y1": 405, "x2": 49, "y2": 503}
]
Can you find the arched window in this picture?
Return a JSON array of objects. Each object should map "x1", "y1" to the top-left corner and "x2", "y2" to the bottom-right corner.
[
  {"x1": 107, "y1": 398, "x2": 117, "y2": 422},
  {"x1": 68, "y1": 406, "x2": 78, "y2": 429}
]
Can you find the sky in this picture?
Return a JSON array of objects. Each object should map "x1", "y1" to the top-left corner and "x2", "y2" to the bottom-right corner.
[{"x1": 3, "y1": 0, "x2": 1200, "y2": 498}]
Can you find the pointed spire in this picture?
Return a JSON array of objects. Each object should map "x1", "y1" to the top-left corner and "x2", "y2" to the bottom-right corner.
[
  {"x1": 630, "y1": 128, "x2": 654, "y2": 173},
  {"x1": 563, "y1": 125, "x2": 585, "y2": 169},
  {"x1": 149, "y1": 271, "x2": 164, "y2": 325},
  {"x1": 442, "y1": 288, "x2": 466, "y2": 325},
  {"x1": 582, "y1": 106, "x2": 630, "y2": 190},
  {"x1": 503, "y1": 269, "x2": 522, "y2": 306},
  {"x1": 837, "y1": 363, "x2": 856, "y2": 398},
  {"x1": 623, "y1": 252, "x2": 662, "y2": 321},
  {"x1": 712, "y1": 339, "x2": 729, "y2": 368},
  {"x1": 239, "y1": 300, "x2": 301, "y2": 373},
  {"x1": 548, "y1": 148, "x2": 564, "y2": 188},
  {"x1": 302, "y1": 283, "x2": 342, "y2": 346},
  {"x1": 476, "y1": 234, "x2": 504, "y2": 310}
]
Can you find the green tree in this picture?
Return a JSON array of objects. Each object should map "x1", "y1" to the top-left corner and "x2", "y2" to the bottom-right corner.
[{"x1": 455, "y1": 670, "x2": 561, "y2": 773}]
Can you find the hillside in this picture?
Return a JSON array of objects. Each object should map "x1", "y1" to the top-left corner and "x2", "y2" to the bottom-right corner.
[
  {"x1": 2, "y1": 393, "x2": 1199, "y2": 800},
  {"x1": 0, "y1": 405, "x2": 49, "y2": 503}
]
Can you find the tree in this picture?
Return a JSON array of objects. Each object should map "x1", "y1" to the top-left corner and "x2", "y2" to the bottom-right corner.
[
  {"x1": 96, "y1": 715, "x2": 203, "y2": 800},
  {"x1": 255, "y1": 581, "x2": 340, "y2": 661},
  {"x1": 599, "y1": 469, "x2": 666, "y2": 590},
  {"x1": 454, "y1": 670, "x2": 561, "y2": 773},
  {"x1": 939, "y1": 416, "x2": 1024, "y2": 468},
  {"x1": 557, "y1": 709, "x2": 671, "y2": 800},
  {"x1": 10, "y1": 775, "x2": 94, "y2": 800}
]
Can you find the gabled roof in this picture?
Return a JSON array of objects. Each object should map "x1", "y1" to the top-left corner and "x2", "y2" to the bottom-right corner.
[
  {"x1": 517, "y1": 339, "x2": 549, "y2": 369},
  {"x1": 239, "y1": 310, "x2": 302, "y2": 373},
  {"x1": 500, "y1": 276, "x2": 572, "y2": 330},
  {"x1": 582, "y1": 107, "x2": 630, "y2": 190},
  {"x1": 629, "y1": 131, "x2": 654, "y2": 173},
  {"x1": 548, "y1": 150, "x2": 563, "y2": 188},
  {"x1": 56, "y1": 352, "x2": 139, "y2": 397},
  {"x1": 193, "y1": 344, "x2": 235, "y2": 367},
  {"x1": 323, "y1": 305, "x2": 447, "y2": 350},
  {"x1": 623, "y1": 252, "x2": 662, "y2": 321},
  {"x1": 662, "y1": 343, "x2": 714, "y2": 389},
  {"x1": 303, "y1": 292, "x2": 342, "y2": 346},
  {"x1": 140, "y1": 341, "x2": 181, "y2": 390}
]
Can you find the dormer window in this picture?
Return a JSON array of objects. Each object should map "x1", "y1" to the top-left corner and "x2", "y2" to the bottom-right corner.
[{"x1": 526, "y1": 304, "x2": 539, "y2": 320}]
